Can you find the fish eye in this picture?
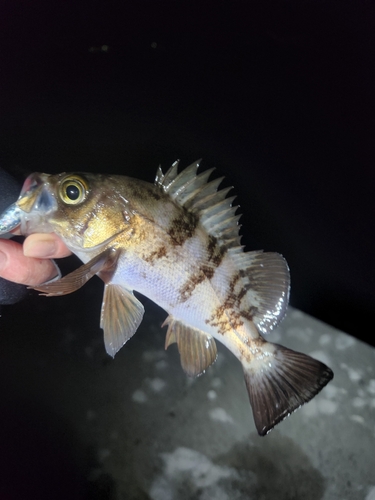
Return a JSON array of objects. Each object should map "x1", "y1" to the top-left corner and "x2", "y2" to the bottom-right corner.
[{"x1": 59, "y1": 176, "x2": 88, "y2": 205}]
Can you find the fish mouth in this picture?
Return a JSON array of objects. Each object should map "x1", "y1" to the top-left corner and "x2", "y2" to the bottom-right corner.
[
  {"x1": 0, "y1": 173, "x2": 53, "y2": 235},
  {"x1": 17, "y1": 173, "x2": 55, "y2": 212},
  {"x1": 15, "y1": 173, "x2": 58, "y2": 235}
]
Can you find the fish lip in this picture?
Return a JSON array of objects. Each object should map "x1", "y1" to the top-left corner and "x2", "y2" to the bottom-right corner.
[
  {"x1": 17, "y1": 173, "x2": 53, "y2": 213},
  {"x1": 0, "y1": 173, "x2": 50, "y2": 235},
  {"x1": 15, "y1": 173, "x2": 58, "y2": 235}
]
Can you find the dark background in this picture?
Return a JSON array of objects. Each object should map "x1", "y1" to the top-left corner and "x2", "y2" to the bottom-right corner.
[{"x1": 1, "y1": 0, "x2": 374, "y2": 345}]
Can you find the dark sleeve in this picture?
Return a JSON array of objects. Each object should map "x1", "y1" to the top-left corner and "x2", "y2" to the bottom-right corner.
[{"x1": 0, "y1": 168, "x2": 27, "y2": 305}]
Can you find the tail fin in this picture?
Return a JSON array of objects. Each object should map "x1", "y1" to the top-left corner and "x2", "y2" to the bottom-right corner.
[{"x1": 244, "y1": 343, "x2": 333, "y2": 436}]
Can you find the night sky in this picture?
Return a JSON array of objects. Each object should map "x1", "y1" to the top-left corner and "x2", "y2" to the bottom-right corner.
[{"x1": 1, "y1": 0, "x2": 374, "y2": 345}]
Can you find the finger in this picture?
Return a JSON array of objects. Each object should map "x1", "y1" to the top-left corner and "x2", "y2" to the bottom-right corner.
[
  {"x1": 0, "y1": 239, "x2": 60, "y2": 286},
  {"x1": 24, "y1": 233, "x2": 72, "y2": 259}
]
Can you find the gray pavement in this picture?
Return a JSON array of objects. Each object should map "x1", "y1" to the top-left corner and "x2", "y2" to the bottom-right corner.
[{"x1": 1, "y1": 295, "x2": 374, "y2": 499}]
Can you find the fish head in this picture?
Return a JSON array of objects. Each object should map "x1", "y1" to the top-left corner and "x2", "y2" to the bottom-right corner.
[{"x1": 13, "y1": 172, "x2": 131, "y2": 251}]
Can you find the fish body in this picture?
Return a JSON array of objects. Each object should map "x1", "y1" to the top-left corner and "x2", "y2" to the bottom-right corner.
[{"x1": 0, "y1": 160, "x2": 333, "y2": 435}]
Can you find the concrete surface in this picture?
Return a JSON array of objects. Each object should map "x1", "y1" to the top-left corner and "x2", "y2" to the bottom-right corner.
[{"x1": 0, "y1": 287, "x2": 374, "y2": 499}]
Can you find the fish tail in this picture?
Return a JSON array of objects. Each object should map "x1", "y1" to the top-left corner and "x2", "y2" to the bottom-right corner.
[{"x1": 243, "y1": 342, "x2": 333, "y2": 436}]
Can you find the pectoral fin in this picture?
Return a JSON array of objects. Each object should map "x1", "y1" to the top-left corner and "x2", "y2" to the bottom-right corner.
[
  {"x1": 33, "y1": 248, "x2": 117, "y2": 296},
  {"x1": 163, "y1": 316, "x2": 217, "y2": 377},
  {"x1": 101, "y1": 284, "x2": 144, "y2": 357}
]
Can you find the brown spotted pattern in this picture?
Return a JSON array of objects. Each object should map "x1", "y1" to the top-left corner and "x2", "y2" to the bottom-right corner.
[
  {"x1": 127, "y1": 180, "x2": 163, "y2": 203},
  {"x1": 177, "y1": 263, "x2": 216, "y2": 303},
  {"x1": 177, "y1": 268, "x2": 206, "y2": 303},
  {"x1": 237, "y1": 337, "x2": 265, "y2": 364},
  {"x1": 205, "y1": 272, "x2": 259, "y2": 335},
  {"x1": 175, "y1": 233, "x2": 225, "y2": 304},
  {"x1": 206, "y1": 234, "x2": 225, "y2": 266},
  {"x1": 167, "y1": 210, "x2": 198, "y2": 246},
  {"x1": 142, "y1": 245, "x2": 167, "y2": 264}
]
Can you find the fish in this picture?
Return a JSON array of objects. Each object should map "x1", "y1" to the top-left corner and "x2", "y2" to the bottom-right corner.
[
  {"x1": 0, "y1": 160, "x2": 333, "y2": 435},
  {"x1": 0, "y1": 202, "x2": 22, "y2": 234}
]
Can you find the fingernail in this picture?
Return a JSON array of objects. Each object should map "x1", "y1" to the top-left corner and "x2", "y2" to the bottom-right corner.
[
  {"x1": 0, "y1": 250, "x2": 6, "y2": 271},
  {"x1": 24, "y1": 239, "x2": 57, "y2": 258}
]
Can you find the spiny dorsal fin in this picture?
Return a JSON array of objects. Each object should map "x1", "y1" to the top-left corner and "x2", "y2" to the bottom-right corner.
[
  {"x1": 163, "y1": 315, "x2": 217, "y2": 377},
  {"x1": 155, "y1": 160, "x2": 242, "y2": 249}
]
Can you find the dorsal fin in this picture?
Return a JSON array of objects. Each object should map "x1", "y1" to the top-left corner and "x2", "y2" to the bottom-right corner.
[
  {"x1": 155, "y1": 160, "x2": 242, "y2": 249},
  {"x1": 231, "y1": 250, "x2": 290, "y2": 334}
]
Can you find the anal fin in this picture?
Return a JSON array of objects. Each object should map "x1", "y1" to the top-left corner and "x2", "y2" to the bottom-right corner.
[
  {"x1": 244, "y1": 343, "x2": 333, "y2": 436},
  {"x1": 163, "y1": 316, "x2": 217, "y2": 377},
  {"x1": 101, "y1": 284, "x2": 144, "y2": 357}
]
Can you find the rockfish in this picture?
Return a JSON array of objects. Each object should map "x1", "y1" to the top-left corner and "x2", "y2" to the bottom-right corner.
[{"x1": 0, "y1": 160, "x2": 333, "y2": 435}]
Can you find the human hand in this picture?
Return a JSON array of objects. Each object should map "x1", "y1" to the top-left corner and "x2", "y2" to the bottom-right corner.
[{"x1": 0, "y1": 233, "x2": 71, "y2": 286}]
